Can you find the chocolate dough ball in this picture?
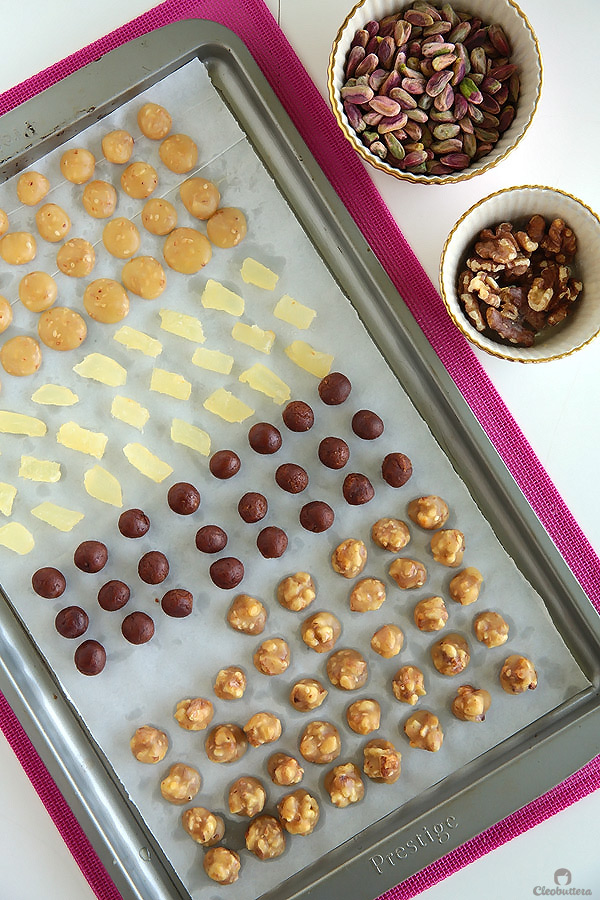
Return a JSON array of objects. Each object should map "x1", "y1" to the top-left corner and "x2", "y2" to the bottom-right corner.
[
  {"x1": 118, "y1": 508, "x2": 150, "y2": 538},
  {"x1": 282, "y1": 400, "x2": 314, "y2": 432},
  {"x1": 74, "y1": 540, "x2": 108, "y2": 573},
  {"x1": 318, "y1": 436, "x2": 349, "y2": 469},
  {"x1": 299, "y1": 501, "x2": 334, "y2": 533},
  {"x1": 161, "y1": 588, "x2": 193, "y2": 618},
  {"x1": 121, "y1": 611, "x2": 155, "y2": 644},
  {"x1": 342, "y1": 472, "x2": 374, "y2": 505},
  {"x1": 351, "y1": 409, "x2": 384, "y2": 440},
  {"x1": 167, "y1": 482, "x2": 200, "y2": 515},
  {"x1": 209, "y1": 449, "x2": 241, "y2": 479},
  {"x1": 238, "y1": 492, "x2": 268, "y2": 523},
  {"x1": 55, "y1": 606, "x2": 89, "y2": 638},
  {"x1": 381, "y1": 452, "x2": 413, "y2": 487},
  {"x1": 248, "y1": 422, "x2": 282, "y2": 454},
  {"x1": 98, "y1": 580, "x2": 130, "y2": 611},
  {"x1": 195, "y1": 525, "x2": 228, "y2": 554},
  {"x1": 209, "y1": 557, "x2": 244, "y2": 589},
  {"x1": 138, "y1": 551, "x2": 169, "y2": 584},
  {"x1": 32, "y1": 566, "x2": 66, "y2": 598},
  {"x1": 74, "y1": 639, "x2": 106, "y2": 675},
  {"x1": 275, "y1": 463, "x2": 308, "y2": 494},
  {"x1": 257, "y1": 526, "x2": 288, "y2": 559},
  {"x1": 318, "y1": 372, "x2": 351, "y2": 405}
]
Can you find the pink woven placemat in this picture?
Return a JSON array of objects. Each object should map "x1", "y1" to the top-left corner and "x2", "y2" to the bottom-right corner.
[{"x1": 1, "y1": 2, "x2": 598, "y2": 899}]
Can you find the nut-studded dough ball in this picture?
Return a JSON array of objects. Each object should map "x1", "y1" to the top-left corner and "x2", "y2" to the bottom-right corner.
[
  {"x1": 18, "y1": 271, "x2": 57, "y2": 312},
  {"x1": 349, "y1": 577, "x2": 386, "y2": 612},
  {"x1": 267, "y1": 753, "x2": 304, "y2": 786},
  {"x1": 163, "y1": 227, "x2": 212, "y2": 274},
  {"x1": 205, "y1": 724, "x2": 248, "y2": 763},
  {"x1": 277, "y1": 571, "x2": 315, "y2": 612},
  {"x1": 346, "y1": 698, "x2": 381, "y2": 735},
  {"x1": 430, "y1": 529, "x2": 465, "y2": 567},
  {"x1": 299, "y1": 720, "x2": 341, "y2": 764},
  {"x1": 121, "y1": 256, "x2": 166, "y2": 299},
  {"x1": 449, "y1": 567, "x2": 483, "y2": 605},
  {"x1": 102, "y1": 217, "x2": 141, "y2": 258},
  {"x1": 56, "y1": 238, "x2": 95, "y2": 277},
  {"x1": 389, "y1": 557, "x2": 427, "y2": 590},
  {"x1": 35, "y1": 203, "x2": 71, "y2": 242},
  {"x1": 404, "y1": 710, "x2": 444, "y2": 751},
  {"x1": 206, "y1": 207, "x2": 248, "y2": 249},
  {"x1": 473, "y1": 610, "x2": 509, "y2": 648},
  {"x1": 246, "y1": 814, "x2": 286, "y2": 860},
  {"x1": 174, "y1": 697, "x2": 214, "y2": 731},
  {"x1": 181, "y1": 807, "x2": 224, "y2": 846},
  {"x1": 452, "y1": 685, "x2": 491, "y2": 722},
  {"x1": 324, "y1": 762, "x2": 365, "y2": 808},
  {"x1": 499, "y1": 654, "x2": 538, "y2": 694},
  {"x1": 83, "y1": 278, "x2": 129, "y2": 324},
  {"x1": 407, "y1": 495, "x2": 449, "y2": 530},
  {"x1": 101, "y1": 129, "x2": 134, "y2": 164},
  {"x1": 289, "y1": 678, "x2": 328, "y2": 712},
  {"x1": 1, "y1": 336, "x2": 42, "y2": 376},
  {"x1": 227, "y1": 594, "x2": 267, "y2": 635},
  {"x1": 120, "y1": 161, "x2": 158, "y2": 199},
  {"x1": 371, "y1": 624, "x2": 404, "y2": 658},
  {"x1": 160, "y1": 763, "x2": 201, "y2": 804},
  {"x1": 130, "y1": 724, "x2": 169, "y2": 763},
  {"x1": 301, "y1": 611, "x2": 341, "y2": 653},
  {"x1": 371, "y1": 517, "x2": 410, "y2": 552},
  {"x1": 363, "y1": 738, "x2": 401, "y2": 783},
  {"x1": 414, "y1": 596, "x2": 448, "y2": 632},
  {"x1": 331, "y1": 538, "x2": 367, "y2": 579},
  {"x1": 60, "y1": 148, "x2": 95, "y2": 184},
  {"x1": 180, "y1": 177, "x2": 220, "y2": 220},
  {"x1": 137, "y1": 102, "x2": 172, "y2": 140},
  {"x1": 228, "y1": 776, "x2": 266, "y2": 817},
  {"x1": 38, "y1": 307, "x2": 87, "y2": 351},
  {"x1": 327, "y1": 648, "x2": 368, "y2": 691},
  {"x1": 82, "y1": 180, "x2": 117, "y2": 218},
  {"x1": 431, "y1": 633, "x2": 470, "y2": 676},
  {"x1": 0, "y1": 297, "x2": 13, "y2": 333},
  {"x1": 0, "y1": 231, "x2": 36, "y2": 265},
  {"x1": 203, "y1": 846, "x2": 240, "y2": 885},
  {"x1": 277, "y1": 789, "x2": 320, "y2": 836},
  {"x1": 243, "y1": 712, "x2": 282, "y2": 748},
  {"x1": 391, "y1": 665, "x2": 426, "y2": 706},
  {"x1": 141, "y1": 197, "x2": 177, "y2": 235},
  {"x1": 17, "y1": 171, "x2": 50, "y2": 205},
  {"x1": 253, "y1": 637, "x2": 290, "y2": 676},
  {"x1": 159, "y1": 133, "x2": 198, "y2": 174},
  {"x1": 213, "y1": 666, "x2": 247, "y2": 700}
]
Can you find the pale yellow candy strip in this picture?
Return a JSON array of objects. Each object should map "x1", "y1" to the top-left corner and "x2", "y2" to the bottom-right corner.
[
  {"x1": 73, "y1": 353, "x2": 127, "y2": 387},
  {"x1": 0, "y1": 522, "x2": 34, "y2": 554},
  {"x1": 123, "y1": 442, "x2": 173, "y2": 483},
  {"x1": 203, "y1": 388, "x2": 254, "y2": 423},
  {"x1": 201, "y1": 279, "x2": 244, "y2": 316},
  {"x1": 57, "y1": 421, "x2": 108, "y2": 459},
  {"x1": 0, "y1": 482, "x2": 17, "y2": 516},
  {"x1": 31, "y1": 384, "x2": 79, "y2": 406},
  {"x1": 171, "y1": 418, "x2": 211, "y2": 456},
  {"x1": 159, "y1": 308, "x2": 205, "y2": 343},
  {"x1": 31, "y1": 501, "x2": 84, "y2": 532},
  {"x1": 191, "y1": 347, "x2": 234, "y2": 375},
  {"x1": 150, "y1": 367, "x2": 192, "y2": 401},
  {"x1": 239, "y1": 363, "x2": 291, "y2": 405},
  {"x1": 0, "y1": 411, "x2": 47, "y2": 436},
  {"x1": 84, "y1": 465, "x2": 123, "y2": 507},
  {"x1": 284, "y1": 340, "x2": 334, "y2": 378},
  {"x1": 113, "y1": 325, "x2": 162, "y2": 358},
  {"x1": 111, "y1": 396, "x2": 150, "y2": 431},
  {"x1": 240, "y1": 257, "x2": 279, "y2": 290},
  {"x1": 231, "y1": 322, "x2": 275, "y2": 354},
  {"x1": 273, "y1": 294, "x2": 317, "y2": 329},
  {"x1": 19, "y1": 456, "x2": 61, "y2": 483}
]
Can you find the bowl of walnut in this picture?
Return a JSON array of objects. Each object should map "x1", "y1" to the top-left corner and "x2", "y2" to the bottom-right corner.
[
  {"x1": 328, "y1": 0, "x2": 542, "y2": 183},
  {"x1": 439, "y1": 185, "x2": 600, "y2": 361}
]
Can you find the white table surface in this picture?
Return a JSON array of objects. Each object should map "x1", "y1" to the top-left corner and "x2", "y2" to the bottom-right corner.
[{"x1": 0, "y1": 1, "x2": 598, "y2": 898}]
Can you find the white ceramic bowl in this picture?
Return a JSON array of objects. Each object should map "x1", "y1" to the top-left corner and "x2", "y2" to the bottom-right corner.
[
  {"x1": 328, "y1": 0, "x2": 542, "y2": 184},
  {"x1": 439, "y1": 186, "x2": 600, "y2": 362}
]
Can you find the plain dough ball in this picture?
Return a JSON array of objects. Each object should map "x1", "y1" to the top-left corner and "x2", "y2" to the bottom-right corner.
[
  {"x1": 0, "y1": 209, "x2": 8, "y2": 236},
  {"x1": 163, "y1": 227, "x2": 212, "y2": 274},
  {"x1": 137, "y1": 102, "x2": 172, "y2": 140},
  {"x1": 120, "y1": 161, "x2": 158, "y2": 199},
  {"x1": 1, "y1": 335, "x2": 42, "y2": 376},
  {"x1": 16, "y1": 171, "x2": 50, "y2": 206},
  {"x1": 35, "y1": 203, "x2": 71, "y2": 242},
  {"x1": 102, "y1": 129, "x2": 134, "y2": 164},
  {"x1": 38, "y1": 307, "x2": 87, "y2": 351},
  {"x1": 141, "y1": 198, "x2": 177, "y2": 235},
  {"x1": 102, "y1": 217, "x2": 140, "y2": 258},
  {"x1": 83, "y1": 279, "x2": 129, "y2": 324},
  {"x1": 179, "y1": 177, "x2": 220, "y2": 220},
  {"x1": 82, "y1": 180, "x2": 117, "y2": 218},
  {"x1": 121, "y1": 256, "x2": 167, "y2": 299},
  {"x1": 18, "y1": 271, "x2": 58, "y2": 312},
  {"x1": 0, "y1": 297, "x2": 13, "y2": 333},
  {"x1": 206, "y1": 207, "x2": 248, "y2": 248},
  {"x1": 60, "y1": 148, "x2": 95, "y2": 184},
  {"x1": 0, "y1": 232, "x2": 36, "y2": 265},
  {"x1": 56, "y1": 238, "x2": 95, "y2": 277},
  {"x1": 159, "y1": 133, "x2": 198, "y2": 174}
]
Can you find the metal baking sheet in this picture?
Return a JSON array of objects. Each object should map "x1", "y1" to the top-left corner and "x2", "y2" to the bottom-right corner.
[{"x1": 0, "y1": 20, "x2": 599, "y2": 900}]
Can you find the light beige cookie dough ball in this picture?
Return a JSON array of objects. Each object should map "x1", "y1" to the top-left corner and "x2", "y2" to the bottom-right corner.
[
  {"x1": 289, "y1": 678, "x2": 328, "y2": 712},
  {"x1": 17, "y1": 171, "x2": 50, "y2": 205},
  {"x1": 174, "y1": 697, "x2": 214, "y2": 732},
  {"x1": 56, "y1": 238, "x2": 95, "y2": 278},
  {"x1": 371, "y1": 623, "x2": 404, "y2": 658},
  {"x1": 389, "y1": 557, "x2": 427, "y2": 589},
  {"x1": 102, "y1": 216, "x2": 140, "y2": 258},
  {"x1": 120, "y1": 161, "x2": 158, "y2": 199},
  {"x1": 82, "y1": 180, "x2": 118, "y2": 218},
  {"x1": 35, "y1": 203, "x2": 71, "y2": 242},
  {"x1": 404, "y1": 710, "x2": 444, "y2": 751},
  {"x1": 179, "y1": 177, "x2": 220, "y2": 220},
  {"x1": 430, "y1": 529, "x2": 465, "y2": 568},
  {"x1": 163, "y1": 226, "x2": 212, "y2": 274},
  {"x1": 121, "y1": 256, "x2": 166, "y2": 299},
  {"x1": 331, "y1": 538, "x2": 367, "y2": 578},
  {"x1": 473, "y1": 610, "x2": 509, "y2": 648},
  {"x1": 0, "y1": 231, "x2": 36, "y2": 265},
  {"x1": 1, "y1": 335, "x2": 42, "y2": 376},
  {"x1": 362, "y1": 738, "x2": 401, "y2": 783},
  {"x1": 205, "y1": 723, "x2": 248, "y2": 764},
  {"x1": 137, "y1": 102, "x2": 172, "y2": 140},
  {"x1": 327, "y1": 648, "x2": 368, "y2": 691},
  {"x1": 299, "y1": 720, "x2": 341, "y2": 765},
  {"x1": 0, "y1": 297, "x2": 13, "y2": 333},
  {"x1": 277, "y1": 789, "x2": 320, "y2": 836},
  {"x1": 83, "y1": 278, "x2": 129, "y2": 324},
  {"x1": 243, "y1": 712, "x2": 282, "y2": 748},
  {"x1": 253, "y1": 637, "x2": 290, "y2": 676},
  {"x1": 407, "y1": 495, "x2": 449, "y2": 530},
  {"x1": 391, "y1": 665, "x2": 426, "y2": 706},
  {"x1": 226, "y1": 593, "x2": 267, "y2": 636},
  {"x1": 60, "y1": 148, "x2": 95, "y2": 184},
  {"x1": 499, "y1": 654, "x2": 538, "y2": 694},
  {"x1": 277, "y1": 571, "x2": 315, "y2": 612},
  {"x1": 245, "y1": 815, "x2": 286, "y2": 860},
  {"x1": 267, "y1": 752, "x2": 304, "y2": 786},
  {"x1": 101, "y1": 129, "x2": 134, "y2": 164},
  {"x1": 371, "y1": 516, "x2": 411, "y2": 552},
  {"x1": 181, "y1": 807, "x2": 224, "y2": 846},
  {"x1": 18, "y1": 271, "x2": 57, "y2": 312},
  {"x1": 141, "y1": 197, "x2": 177, "y2": 235},
  {"x1": 130, "y1": 724, "x2": 169, "y2": 763},
  {"x1": 349, "y1": 577, "x2": 386, "y2": 612},
  {"x1": 449, "y1": 567, "x2": 483, "y2": 605},
  {"x1": 206, "y1": 207, "x2": 247, "y2": 248},
  {"x1": 431, "y1": 633, "x2": 470, "y2": 676},
  {"x1": 228, "y1": 776, "x2": 266, "y2": 817},
  {"x1": 38, "y1": 307, "x2": 87, "y2": 351},
  {"x1": 301, "y1": 610, "x2": 341, "y2": 653},
  {"x1": 213, "y1": 666, "x2": 247, "y2": 700},
  {"x1": 160, "y1": 763, "x2": 201, "y2": 805},
  {"x1": 452, "y1": 685, "x2": 491, "y2": 722},
  {"x1": 324, "y1": 762, "x2": 364, "y2": 808},
  {"x1": 203, "y1": 847, "x2": 240, "y2": 884},
  {"x1": 159, "y1": 133, "x2": 198, "y2": 174},
  {"x1": 346, "y1": 698, "x2": 381, "y2": 735},
  {"x1": 414, "y1": 596, "x2": 448, "y2": 632}
]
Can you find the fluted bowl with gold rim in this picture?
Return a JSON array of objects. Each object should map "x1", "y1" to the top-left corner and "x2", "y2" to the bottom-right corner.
[
  {"x1": 327, "y1": 0, "x2": 542, "y2": 184},
  {"x1": 439, "y1": 186, "x2": 600, "y2": 362}
]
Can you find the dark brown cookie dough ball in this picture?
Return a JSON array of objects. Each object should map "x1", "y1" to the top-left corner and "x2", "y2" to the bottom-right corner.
[
  {"x1": 161, "y1": 588, "x2": 193, "y2": 618},
  {"x1": 248, "y1": 422, "x2": 282, "y2": 455},
  {"x1": 74, "y1": 540, "x2": 108, "y2": 573},
  {"x1": 342, "y1": 472, "x2": 374, "y2": 505},
  {"x1": 209, "y1": 449, "x2": 241, "y2": 479},
  {"x1": 318, "y1": 436, "x2": 350, "y2": 470},
  {"x1": 209, "y1": 557, "x2": 244, "y2": 590},
  {"x1": 275, "y1": 463, "x2": 308, "y2": 494},
  {"x1": 352, "y1": 409, "x2": 384, "y2": 440},
  {"x1": 299, "y1": 501, "x2": 335, "y2": 533},
  {"x1": 32, "y1": 566, "x2": 66, "y2": 598},
  {"x1": 282, "y1": 400, "x2": 314, "y2": 432},
  {"x1": 257, "y1": 526, "x2": 288, "y2": 559},
  {"x1": 122, "y1": 611, "x2": 155, "y2": 644},
  {"x1": 55, "y1": 606, "x2": 89, "y2": 638},
  {"x1": 167, "y1": 482, "x2": 200, "y2": 515},
  {"x1": 318, "y1": 372, "x2": 351, "y2": 405},
  {"x1": 238, "y1": 492, "x2": 268, "y2": 523},
  {"x1": 74, "y1": 639, "x2": 106, "y2": 675},
  {"x1": 195, "y1": 525, "x2": 228, "y2": 554},
  {"x1": 138, "y1": 551, "x2": 169, "y2": 584},
  {"x1": 118, "y1": 508, "x2": 150, "y2": 538},
  {"x1": 98, "y1": 580, "x2": 130, "y2": 611},
  {"x1": 381, "y1": 452, "x2": 413, "y2": 487}
]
